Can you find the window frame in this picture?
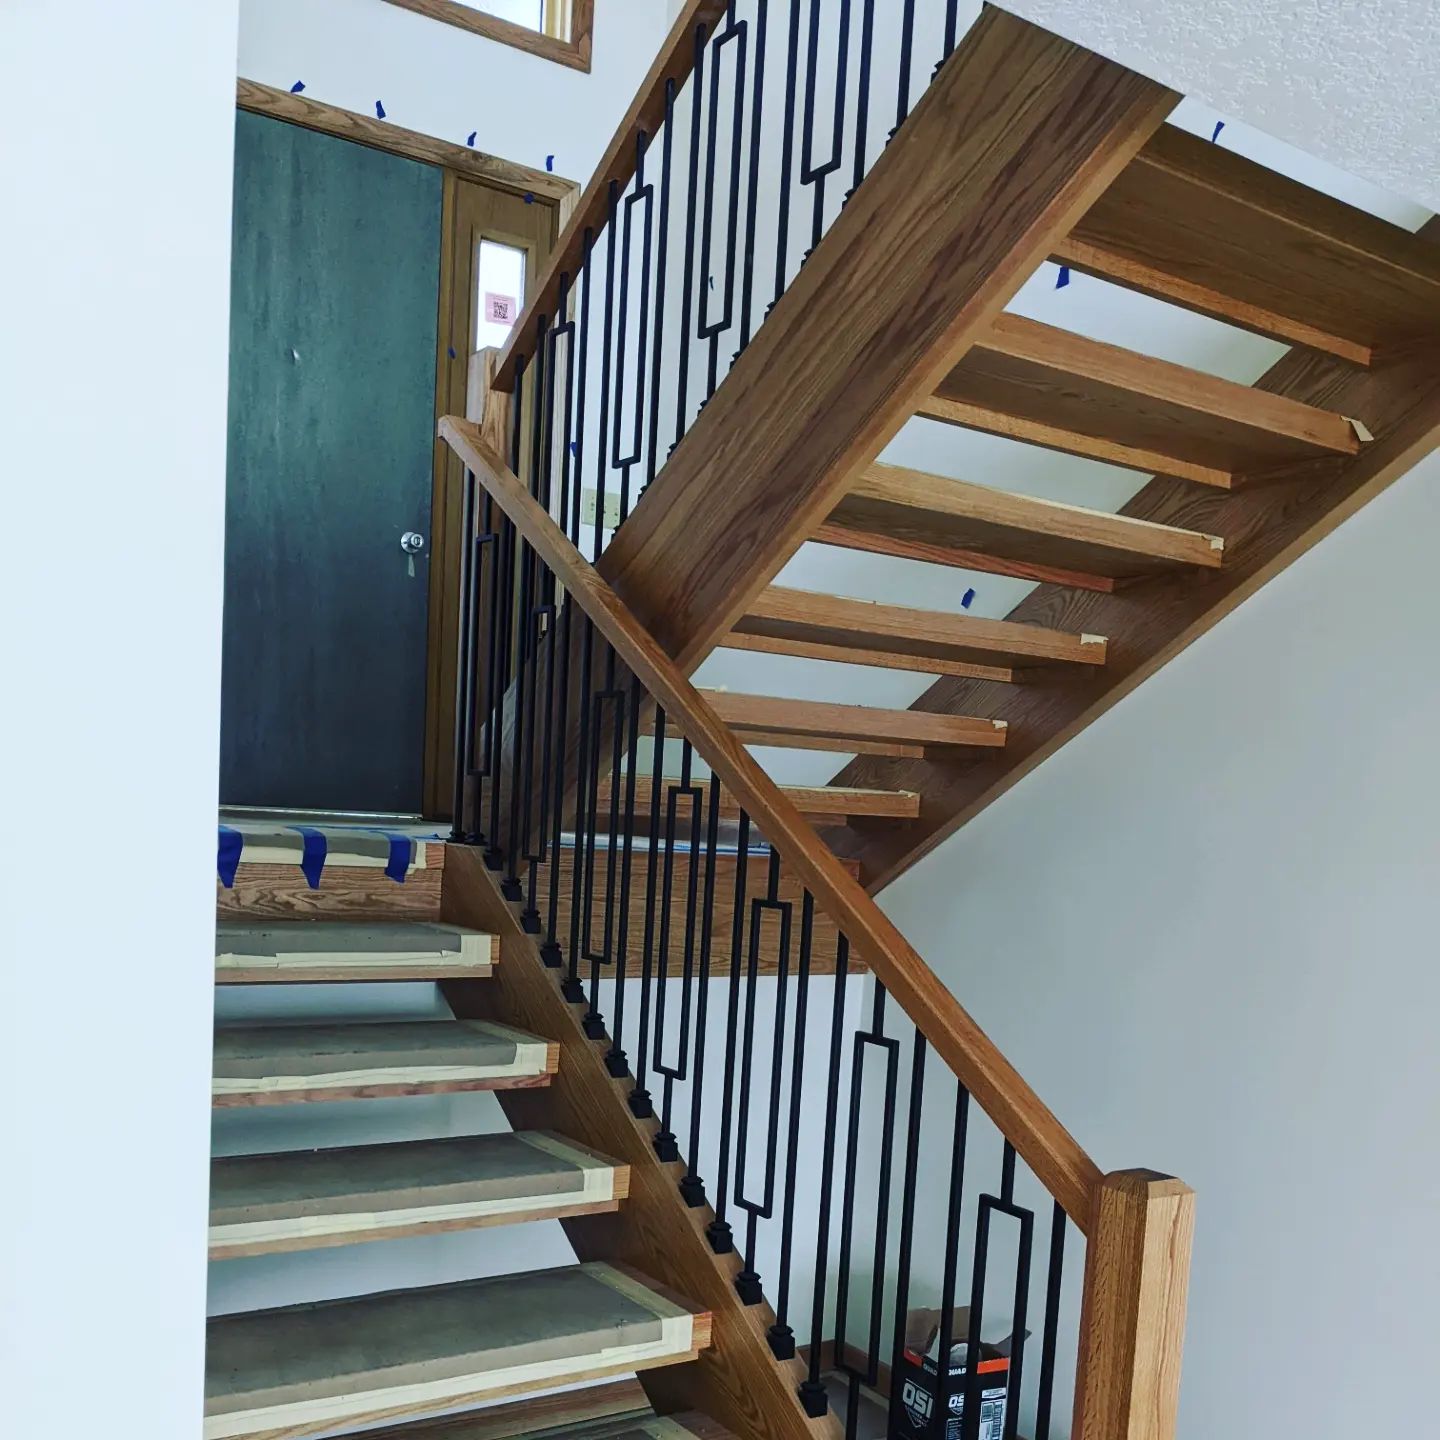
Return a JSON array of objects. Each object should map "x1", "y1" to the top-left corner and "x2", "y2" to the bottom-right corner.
[{"x1": 379, "y1": 0, "x2": 593, "y2": 72}]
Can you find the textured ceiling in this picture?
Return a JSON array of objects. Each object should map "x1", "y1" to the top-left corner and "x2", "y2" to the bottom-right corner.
[{"x1": 1004, "y1": 0, "x2": 1440, "y2": 211}]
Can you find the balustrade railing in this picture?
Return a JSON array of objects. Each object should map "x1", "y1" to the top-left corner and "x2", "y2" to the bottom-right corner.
[
  {"x1": 489, "y1": 0, "x2": 969, "y2": 562},
  {"x1": 439, "y1": 414, "x2": 1191, "y2": 1440}
]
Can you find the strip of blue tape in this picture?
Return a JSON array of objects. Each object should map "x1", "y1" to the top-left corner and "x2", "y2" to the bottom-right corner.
[
  {"x1": 382, "y1": 833, "x2": 412, "y2": 884},
  {"x1": 217, "y1": 826, "x2": 244, "y2": 889},
  {"x1": 1055, "y1": 264, "x2": 1071, "y2": 289},
  {"x1": 291, "y1": 826, "x2": 329, "y2": 890}
]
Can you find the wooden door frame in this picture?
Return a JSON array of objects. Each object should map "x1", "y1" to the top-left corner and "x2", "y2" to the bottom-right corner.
[
  {"x1": 424, "y1": 172, "x2": 568, "y2": 820},
  {"x1": 234, "y1": 79, "x2": 577, "y2": 821}
]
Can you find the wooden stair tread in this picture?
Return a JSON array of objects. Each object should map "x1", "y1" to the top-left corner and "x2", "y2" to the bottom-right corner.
[
  {"x1": 215, "y1": 921, "x2": 494, "y2": 983},
  {"x1": 350, "y1": 1403, "x2": 734, "y2": 1440},
  {"x1": 203, "y1": 1261, "x2": 712, "y2": 1440},
  {"x1": 593, "y1": 774, "x2": 920, "y2": 825},
  {"x1": 209, "y1": 1131, "x2": 627, "y2": 1258},
  {"x1": 692, "y1": 690, "x2": 1006, "y2": 758},
  {"x1": 1059, "y1": 122, "x2": 1440, "y2": 362},
  {"x1": 819, "y1": 462, "x2": 1224, "y2": 585},
  {"x1": 728, "y1": 584, "x2": 1106, "y2": 680},
  {"x1": 920, "y1": 312, "x2": 1359, "y2": 487},
  {"x1": 211, "y1": 1018, "x2": 558, "y2": 1106}
]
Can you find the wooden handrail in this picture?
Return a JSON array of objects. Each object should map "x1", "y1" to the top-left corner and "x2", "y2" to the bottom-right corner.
[
  {"x1": 439, "y1": 413, "x2": 1103, "y2": 1229},
  {"x1": 492, "y1": 0, "x2": 731, "y2": 391}
]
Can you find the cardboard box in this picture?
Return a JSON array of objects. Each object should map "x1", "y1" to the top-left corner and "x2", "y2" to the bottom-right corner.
[{"x1": 891, "y1": 1307, "x2": 1015, "y2": 1440}]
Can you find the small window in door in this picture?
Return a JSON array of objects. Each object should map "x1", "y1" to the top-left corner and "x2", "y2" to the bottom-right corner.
[
  {"x1": 475, "y1": 239, "x2": 528, "y2": 352},
  {"x1": 379, "y1": 1, "x2": 592, "y2": 71}
]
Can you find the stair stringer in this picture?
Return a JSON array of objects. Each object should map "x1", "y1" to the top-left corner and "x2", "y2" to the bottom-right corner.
[{"x1": 440, "y1": 845, "x2": 841, "y2": 1440}]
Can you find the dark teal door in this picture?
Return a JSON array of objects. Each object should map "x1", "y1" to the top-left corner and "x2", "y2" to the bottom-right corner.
[{"x1": 222, "y1": 111, "x2": 442, "y2": 814}]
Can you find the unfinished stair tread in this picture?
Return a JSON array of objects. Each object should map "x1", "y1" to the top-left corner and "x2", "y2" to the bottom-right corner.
[
  {"x1": 728, "y1": 584, "x2": 1106, "y2": 679},
  {"x1": 692, "y1": 690, "x2": 1006, "y2": 758},
  {"x1": 351, "y1": 1404, "x2": 734, "y2": 1440},
  {"x1": 593, "y1": 774, "x2": 920, "y2": 826},
  {"x1": 215, "y1": 921, "x2": 495, "y2": 983},
  {"x1": 212, "y1": 1018, "x2": 558, "y2": 1106},
  {"x1": 221, "y1": 823, "x2": 438, "y2": 875},
  {"x1": 919, "y1": 312, "x2": 1359, "y2": 487},
  {"x1": 209, "y1": 1131, "x2": 628, "y2": 1257},
  {"x1": 1059, "y1": 121, "x2": 1440, "y2": 362},
  {"x1": 819, "y1": 463, "x2": 1224, "y2": 584},
  {"x1": 203, "y1": 1262, "x2": 712, "y2": 1440}
]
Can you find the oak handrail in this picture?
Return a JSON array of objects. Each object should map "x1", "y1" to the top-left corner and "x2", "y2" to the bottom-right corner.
[
  {"x1": 439, "y1": 412, "x2": 1103, "y2": 1228},
  {"x1": 492, "y1": 0, "x2": 731, "y2": 391}
]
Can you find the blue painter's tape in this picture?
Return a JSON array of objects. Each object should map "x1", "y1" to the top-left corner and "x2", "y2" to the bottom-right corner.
[
  {"x1": 448, "y1": 346, "x2": 457, "y2": 359},
  {"x1": 291, "y1": 826, "x2": 329, "y2": 890},
  {"x1": 1055, "y1": 264, "x2": 1070, "y2": 289},
  {"x1": 546, "y1": 154, "x2": 555, "y2": 171},
  {"x1": 1211, "y1": 119, "x2": 1225, "y2": 142},
  {"x1": 467, "y1": 130, "x2": 477, "y2": 147},
  {"x1": 217, "y1": 826, "x2": 244, "y2": 889},
  {"x1": 383, "y1": 833, "x2": 412, "y2": 884},
  {"x1": 375, "y1": 100, "x2": 386, "y2": 119},
  {"x1": 289, "y1": 80, "x2": 306, "y2": 94},
  {"x1": 569, "y1": 441, "x2": 578, "y2": 457},
  {"x1": 961, "y1": 587, "x2": 976, "y2": 609}
]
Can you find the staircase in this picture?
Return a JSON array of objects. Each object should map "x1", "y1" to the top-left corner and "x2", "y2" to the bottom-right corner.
[
  {"x1": 207, "y1": 3, "x2": 1440, "y2": 1439},
  {"x1": 209, "y1": 828, "x2": 720, "y2": 1440}
]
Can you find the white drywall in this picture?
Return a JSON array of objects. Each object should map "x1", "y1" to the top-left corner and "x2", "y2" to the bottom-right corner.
[
  {"x1": 877, "y1": 453, "x2": 1440, "y2": 1439},
  {"x1": 0, "y1": 2, "x2": 238, "y2": 1436},
  {"x1": 238, "y1": 0, "x2": 671, "y2": 186},
  {"x1": 1005, "y1": 0, "x2": 1440, "y2": 212}
]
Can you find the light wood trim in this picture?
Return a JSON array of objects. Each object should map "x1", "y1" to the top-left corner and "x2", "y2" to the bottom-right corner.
[
  {"x1": 1052, "y1": 234, "x2": 1373, "y2": 367},
  {"x1": 926, "y1": 313, "x2": 1360, "y2": 487},
  {"x1": 495, "y1": 0, "x2": 733, "y2": 388},
  {"x1": 723, "y1": 628, "x2": 1016, "y2": 683},
  {"x1": 379, "y1": 0, "x2": 594, "y2": 71},
  {"x1": 827, "y1": 464, "x2": 1225, "y2": 579},
  {"x1": 734, "y1": 586, "x2": 1107, "y2": 673},
  {"x1": 694, "y1": 690, "x2": 1008, "y2": 757},
  {"x1": 595, "y1": 775, "x2": 921, "y2": 824},
  {"x1": 439, "y1": 416, "x2": 1102, "y2": 1227},
  {"x1": 236, "y1": 78, "x2": 578, "y2": 201},
  {"x1": 1073, "y1": 1171, "x2": 1195, "y2": 1440},
  {"x1": 344, "y1": 1378, "x2": 649, "y2": 1440},
  {"x1": 918, "y1": 392, "x2": 1235, "y2": 489},
  {"x1": 595, "y1": 13, "x2": 1176, "y2": 669}
]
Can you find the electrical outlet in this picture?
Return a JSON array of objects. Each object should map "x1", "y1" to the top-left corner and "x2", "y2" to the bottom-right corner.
[{"x1": 580, "y1": 487, "x2": 622, "y2": 528}]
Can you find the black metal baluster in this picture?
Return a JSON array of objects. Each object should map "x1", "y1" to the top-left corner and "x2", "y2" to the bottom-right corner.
[
  {"x1": 652, "y1": 739, "x2": 703, "y2": 1162},
  {"x1": 800, "y1": 0, "x2": 852, "y2": 252},
  {"x1": 771, "y1": 0, "x2": 804, "y2": 304},
  {"x1": 735, "y1": 0, "x2": 768, "y2": 352},
  {"x1": 672, "y1": 23, "x2": 708, "y2": 453},
  {"x1": 626, "y1": 704, "x2": 668, "y2": 1118},
  {"x1": 603, "y1": 673, "x2": 646, "y2": 1078},
  {"x1": 799, "y1": 931, "x2": 850, "y2": 1418},
  {"x1": 894, "y1": 0, "x2": 918, "y2": 133},
  {"x1": 643, "y1": 80, "x2": 677, "y2": 490},
  {"x1": 887, "y1": 1026, "x2": 928, "y2": 1436},
  {"x1": 767, "y1": 887, "x2": 816, "y2": 1360},
  {"x1": 705, "y1": 812, "x2": 750, "y2": 1256},
  {"x1": 680, "y1": 772, "x2": 723, "y2": 1207},
  {"x1": 610, "y1": 133, "x2": 655, "y2": 521},
  {"x1": 697, "y1": 5, "x2": 750, "y2": 398},
  {"x1": 847, "y1": 0, "x2": 876, "y2": 200},
  {"x1": 591, "y1": 183, "x2": 620, "y2": 564},
  {"x1": 933, "y1": 1082, "x2": 971, "y2": 1439},
  {"x1": 569, "y1": 230, "x2": 595, "y2": 545},
  {"x1": 732, "y1": 846, "x2": 794, "y2": 1304},
  {"x1": 1034, "y1": 1202, "x2": 1068, "y2": 1440},
  {"x1": 560, "y1": 614, "x2": 596, "y2": 997}
]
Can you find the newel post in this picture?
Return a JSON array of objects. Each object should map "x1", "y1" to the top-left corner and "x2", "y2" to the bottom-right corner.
[{"x1": 1072, "y1": 1170, "x2": 1195, "y2": 1440}]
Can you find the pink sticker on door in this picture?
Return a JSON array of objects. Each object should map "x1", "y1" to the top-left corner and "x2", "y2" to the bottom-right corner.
[{"x1": 485, "y1": 292, "x2": 518, "y2": 325}]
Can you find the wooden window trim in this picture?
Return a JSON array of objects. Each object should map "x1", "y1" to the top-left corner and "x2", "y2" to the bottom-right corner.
[
  {"x1": 236, "y1": 78, "x2": 577, "y2": 203},
  {"x1": 379, "y1": 0, "x2": 594, "y2": 72}
]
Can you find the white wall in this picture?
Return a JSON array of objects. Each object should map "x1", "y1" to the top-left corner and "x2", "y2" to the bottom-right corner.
[
  {"x1": 877, "y1": 453, "x2": 1440, "y2": 1439},
  {"x1": 0, "y1": 2, "x2": 238, "y2": 1436},
  {"x1": 238, "y1": 0, "x2": 671, "y2": 186}
]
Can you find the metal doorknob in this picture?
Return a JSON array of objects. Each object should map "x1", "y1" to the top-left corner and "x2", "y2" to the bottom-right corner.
[{"x1": 400, "y1": 531, "x2": 426, "y2": 555}]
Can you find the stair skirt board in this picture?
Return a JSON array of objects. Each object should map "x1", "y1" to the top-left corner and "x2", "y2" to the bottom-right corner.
[
  {"x1": 209, "y1": 1132, "x2": 629, "y2": 1257},
  {"x1": 215, "y1": 921, "x2": 494, "y2": 983},
  {"x1": 211, "y1": 1019, "x2": 558, "y2": 1106},
  {"x1": 203, "y1": 1262, "x2": 711, "y2": 1440}
]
